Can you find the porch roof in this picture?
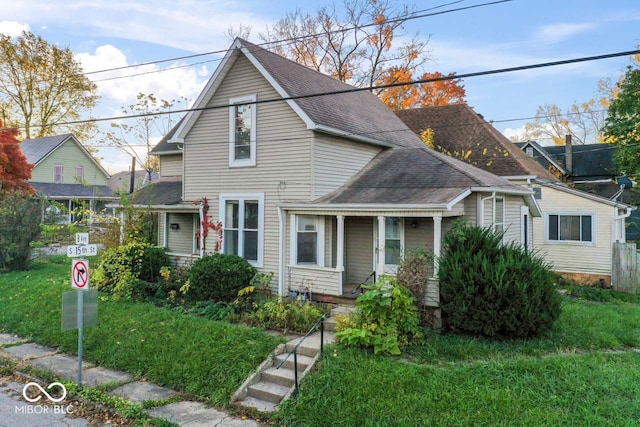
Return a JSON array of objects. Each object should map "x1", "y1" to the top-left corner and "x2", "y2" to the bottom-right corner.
[{"x1": 307, "y1": 147, "x2": 533, "y2": 206}]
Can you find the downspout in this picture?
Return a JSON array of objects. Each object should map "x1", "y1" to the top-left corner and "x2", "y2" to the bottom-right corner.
[
  {"x1": 199, "y1": 202, "x2": 205, "y2": 257},
  {"x1": 614, "y1": 207, "x2": 632, "y2": 243},
  {"x1": 277, "y1": 206, "x2": 285, "y2": 296}
]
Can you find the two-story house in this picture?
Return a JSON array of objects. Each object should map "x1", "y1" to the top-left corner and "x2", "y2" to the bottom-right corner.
[
  {"x1": 130, "y1": 38, "x2": 542, "y2": 304},
  {"x1": 396, "y1": 104, "x2": 634, "y2": 285},
  {"x1": 20, "y1": 134, "x2": 116, "y2": 223}
]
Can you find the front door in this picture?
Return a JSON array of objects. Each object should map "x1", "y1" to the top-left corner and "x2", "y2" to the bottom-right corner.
[{"x1": 374, "y1": 217, "x2": 404, "y2": 275}]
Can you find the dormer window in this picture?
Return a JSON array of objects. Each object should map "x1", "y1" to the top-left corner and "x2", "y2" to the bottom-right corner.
[{"x1": 229, "y1": 94, "x2": 257, "y2": 167}]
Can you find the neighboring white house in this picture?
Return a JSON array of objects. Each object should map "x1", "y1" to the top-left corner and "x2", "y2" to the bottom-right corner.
[
  {"x1": 129, "y1": 38, "x2": 541, "y2": 303},
  {"x1": 396, "y1": 104, "x2": 634, "y2": 285}
]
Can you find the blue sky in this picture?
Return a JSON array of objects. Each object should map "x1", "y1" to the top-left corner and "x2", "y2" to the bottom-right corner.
[{"x1": 2, "y1": 0, "x2": 639, "y2": 173}]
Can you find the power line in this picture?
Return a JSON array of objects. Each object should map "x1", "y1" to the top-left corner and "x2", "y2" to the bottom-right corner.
[
  {"x1": 3, "y1": 48, "x2": 636, "y2": 133},
  {"x1": 83, "y1": 0, "x2": 506, "y2": 79}
]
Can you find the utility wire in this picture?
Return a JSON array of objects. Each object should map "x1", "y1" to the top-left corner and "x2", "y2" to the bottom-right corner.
[
  {"x1": 4, "y1": 48, "x2": 636, "y2": 132},
  {"x1": 83, "y1": 0, "x2": 504, "y2": 78}
]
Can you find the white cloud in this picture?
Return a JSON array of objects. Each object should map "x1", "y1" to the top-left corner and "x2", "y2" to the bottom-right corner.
[
  {"x1": 0, "y1": 21, "x2": 29, "y2": 37},
  {"x1": 536, "y1": 22, "x2": 596, "y2": 44},
  {"x1": 501, "y1": 125, "x2": 527, "y2": 142}
]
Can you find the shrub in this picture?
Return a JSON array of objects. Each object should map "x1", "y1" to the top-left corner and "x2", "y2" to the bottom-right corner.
[
  {"x1": 251, "y1": 297, "x2": 325, "y2": 334},
  {"x1": 94, "y1": 242, "x2": 170, "y2": 300},
  {"x1": 335, "y1": 276, "x2": 420, "y2": 355},
  {"x1": 187, "y1": 253, "x2": 256, "y2": 302},
  {"x1": 188, "y1": 301, "x2": 235, "y2": 321},
  {"x1": 438, "y1": 221, "x2": 562, "y2": 339},
  {"x1": 397, "y1": 248, "x2": 434, "y2": 326},
  {"x1": 0, "y1": 192, "x2": 43, "y2": 271}
]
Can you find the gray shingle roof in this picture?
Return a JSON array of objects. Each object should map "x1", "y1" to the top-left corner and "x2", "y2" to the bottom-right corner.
[
  {"x1": 150, "y1": 118, "x2": 184, "y2": 155},
  {"x1": 132, "y1": 180, "x2": 183, "y2": 206},
  {"x1": 30, "y1": 182, "x2": 114, "y2": 198},
  {"x1": 20, "y1": 134, "x2": 72, "y2": 164},
  {"x1": 396, "y1": 105, "x2": 558, "y2": 180},
  {"x1": 313, "y1": 147, "x2": 526, "y2": 205}
]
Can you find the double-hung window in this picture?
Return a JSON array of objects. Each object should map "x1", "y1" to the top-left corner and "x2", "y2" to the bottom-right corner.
[
  {"x1": 292, "y1": 215, "x2": 325, "y2": 266},
  {"x1": 547, "y1": 213, "x2": 593, "y2": 243},
  {"x1": 220, "y1": 193, "x2": 264, "y2": 266},
  {"x1": 75, "y1": 166, "x2": 84, "y2": 181},
  {"x1": 54, "y1": 165, "x2": 64, "y2": 183},
  {"x1": 229, "y1": 94, "x2": 257, "y2": 167},
  {"x1": 493, "y1": 196, "x2": 505, "y2": 234}
]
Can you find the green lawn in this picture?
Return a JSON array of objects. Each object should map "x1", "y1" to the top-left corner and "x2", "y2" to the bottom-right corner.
[
  {"x1": 0, "y1": 256, "x2": 285, "y2": 406},
  {"x1": 2, "y1": 256, "x2": 640, "y2": 426}
]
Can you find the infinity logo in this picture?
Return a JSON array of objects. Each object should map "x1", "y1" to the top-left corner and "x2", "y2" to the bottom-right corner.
[{"x1": 22, "y1": 382, "x2": 67, "y2": 403}]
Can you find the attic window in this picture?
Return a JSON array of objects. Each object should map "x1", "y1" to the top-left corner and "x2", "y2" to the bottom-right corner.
[
  {"x1": 525, "y1": 147, "x2": 534, "y2": 157},
  {"x1": 54, "y1": 164, "x2": 64, "y2": 183},
  {"x1": 229, "y1": 94, "x2": 257, "y2": 167}
]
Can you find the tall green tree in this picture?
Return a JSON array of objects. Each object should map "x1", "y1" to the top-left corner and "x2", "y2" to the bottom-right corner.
[
  {"x1": 0, "y1": 31, "x2": 99, "y2": 140},
  {"x1": 602, "y1": 64, "x2": 640, "y2": 177}
]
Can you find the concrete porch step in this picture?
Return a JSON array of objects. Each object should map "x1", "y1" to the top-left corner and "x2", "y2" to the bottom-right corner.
[
  {"x1": 247, "y1": 381, "x2": 289, "y2": 404},
  {"x1": 261, "y1": 367, "x2": 296, "y2": 388},
  {"x1": 286, "y1": 331, "x2": 334, "y2": 357},
  {"x1": 238, "y1": 396, "x2": 277, "y2": 413},
  {"x1": 274, "y1": 353, "x2": 314, "y2": 371}
]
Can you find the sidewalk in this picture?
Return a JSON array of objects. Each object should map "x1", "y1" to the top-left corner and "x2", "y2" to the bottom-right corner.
[{"x1": 0, "y1": 333, "x2": 258, "y2": 426}]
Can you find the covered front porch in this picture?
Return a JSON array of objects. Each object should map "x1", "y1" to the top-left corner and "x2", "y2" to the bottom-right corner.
[{"x1": 279, "y1": 207, "x2": 462, "y2": 307}]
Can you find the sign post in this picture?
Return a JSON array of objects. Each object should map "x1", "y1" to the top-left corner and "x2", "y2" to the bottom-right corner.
[{"x1": 63, "y1": 233, "x2": 99, "y2": 388}]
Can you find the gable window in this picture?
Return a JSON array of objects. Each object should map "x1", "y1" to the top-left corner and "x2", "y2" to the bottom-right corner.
[
  {"x1": 75, "y1": 166, "x2": 84, "y2": 181},
  {"x1": 229, "y1": 94, "x2": 257, "y2": 167},
  {"x1": 220, "y1": 193, "x2": 264, "y2": 266},
  {"x1": 295, "y1": 215, "x2": 325, "y2": 265},
  {"x1": 54, "y1": 165, "x2": 64, "y2": 183},
  {"x1": 547, "y1": 214, "x2": 593, "y2": 243},
  {"x1": 525, "y1": 147, "x2": 534, "y2": 157}
]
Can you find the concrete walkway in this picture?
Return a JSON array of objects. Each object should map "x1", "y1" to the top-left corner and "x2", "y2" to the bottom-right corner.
[{"x1": 0, "y1": 333, "x2": 257, "y2": 426}]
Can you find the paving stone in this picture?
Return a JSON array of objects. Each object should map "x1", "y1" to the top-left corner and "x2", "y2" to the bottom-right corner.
[
  {"x1": 80, "y1": 366, "x2": 131, "y2": 388},
  {"x1": 110, "y1": 381, "x2": 177, "y2": 404},
  {"x1": 29, "y1": 354, "x2": 94, "y2": 382},
  {"x1": 148, "y1": 401, "x2": 257, "y2": 427},
  {"x1": 0, "y1": 334, "x2": 25, "y2": 346},
  {"x1": 1, "y1": 343, "x2": 56, "y2": 360}
]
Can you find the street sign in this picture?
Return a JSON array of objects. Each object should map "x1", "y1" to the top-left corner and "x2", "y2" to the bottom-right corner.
[
  {"x1": 62, "y1": 290, "x2": 98, "y2": 330},
  {"x1": 75, "y1": 233, "x2": 89, "y2": 245},
  {"x1": 67, "y1": 244, "x2": 98, "y2": 257},
  {"x1": 71, "y1": 259, "x2": 89, "y2": 289}
]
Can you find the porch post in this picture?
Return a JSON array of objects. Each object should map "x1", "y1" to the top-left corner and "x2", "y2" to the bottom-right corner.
[
  {"x1": 433, "y1": 214, "x2": 442, "y2": 277},
  {"x1": 377, "y1": 215, "x2": 385, "y2": 278},
  {"x1": 336, "y1": 215, "x2": 345, "y2": 294}
]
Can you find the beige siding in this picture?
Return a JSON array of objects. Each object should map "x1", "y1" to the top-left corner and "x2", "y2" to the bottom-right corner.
[
  {"x1": 160, "y1": 154, "x2": 183, "y2": 178},
  {"x1": 464, "y1": 194, "x2": 479, "y2": 226},
  {"x1": 504, "y1": 195, "x2": 526, "y2": 244},
  {"x1": 166, "y1": 213, "x2": 196, "y2": 255},
  {"x1": 533, "y1": 185, "x2": 615, "y2": 276},
  {"x1": 158, "y1": 213, "x2": 167, "y2": 247},
  {"x1": 345, "y1": 217, "x2": 374, "y2": 284},
  {"x1": 288, "y1": 266, "x2": 341, "y2": 295},
  {"x1": 312, "y1": 135, "x2": 381, "y2": 198},
  {"x1": 31, "y1": 139, "x2": 107, "y2": 185},
  {"x1": 182, "y1": 54, "x2": 314, "y2": 286}
]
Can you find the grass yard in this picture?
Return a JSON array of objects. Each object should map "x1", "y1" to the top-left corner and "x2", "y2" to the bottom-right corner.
[
  {"x1": 1, "y1": 255, "x2": 639, "y2": 426},
  {"x1": 0, "y1": 256, "x2": 285, "y2": 407}
]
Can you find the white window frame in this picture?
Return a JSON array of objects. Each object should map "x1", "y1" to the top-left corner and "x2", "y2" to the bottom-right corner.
[
  {"x1": 54, "y1": 164, "x2": 64, "y2": 183},
  {"x1": 228, "y1": 94, "x2": 257, "y2": 167},
  {"x1": 75, "y1": 165, "x2": 84, "y2": 181},
  {"x1": 291, "y1": 214, "x2": 325, "y2": 266},
  {"x1": 525, "y1": 147, "x2": 534, "y2": 157},
  {"x1": 219, "y1": 193, "x2": 264, "y2": 267},
  {"x1": 545, "y1": 212, "x2": 595, "y2": 245}
]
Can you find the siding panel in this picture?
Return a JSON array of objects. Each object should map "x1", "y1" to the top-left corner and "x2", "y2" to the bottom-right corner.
[
  {"x1": 345, "y1": 217, "x2": 374, "y2": 284},
  {"x1": 160, "y1": 154, "x2": 183, "y2": 178}
]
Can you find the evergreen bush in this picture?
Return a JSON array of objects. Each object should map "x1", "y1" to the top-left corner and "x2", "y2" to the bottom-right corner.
[
  {"x1": 187, "y1": 253, "x2": 256, "y2": 302},
  {"x1": 0, "y1": 192, "x2": 43, "y2": 271},
  {"x1": 438, "y1": 221, "x2": 562, "y2": 339}
]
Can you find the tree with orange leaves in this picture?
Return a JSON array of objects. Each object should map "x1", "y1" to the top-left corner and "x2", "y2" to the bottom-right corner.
[
  {"x1": 0, "y1": 121, "x2": 33, "y2": 195},
  {"x1": 378, "y1": 68, "x2": 466, "y2": 110}
]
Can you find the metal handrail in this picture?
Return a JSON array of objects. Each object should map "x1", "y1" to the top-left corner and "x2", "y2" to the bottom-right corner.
[{"x1": 275, "y1": 313, "x2": 326, "y2": 395}]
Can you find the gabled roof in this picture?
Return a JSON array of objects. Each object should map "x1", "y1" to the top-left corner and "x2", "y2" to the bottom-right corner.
[
  {"x1": 131, "y1": 180, "x2": 184, "y2": 206},
  {"x1": 534, "y1": 179, "x2": 634, "y2": 210},
  {"x1": 518, "y1": 141, "x2": 617, "y2": 179},
  {"x1": 108, "y1": 170, "x2": 160, "y2": 193},
  {"x1": 30, "y1": 182, "x2": 114, "y2": 199},
  {"x1": 396, "y1": 105, "x2": 557, "y2": 181},
  {"x1": 150, "y1": 118, "x2": 184, "y2": 155},
  {"x1": 170, "y1": 38, "x2": 423, "y2": 150},
  {"x1": 20, "y1": 134, "x2": 110, "y2": 178},
  {"x1": 310, "y1": 147, "x2": 539, "y2": 214}
]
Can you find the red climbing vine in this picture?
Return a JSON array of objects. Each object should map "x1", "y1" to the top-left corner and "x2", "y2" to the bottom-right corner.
[{"x1": 194, "y1": 197, "x2": 223, "y2": 252}]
